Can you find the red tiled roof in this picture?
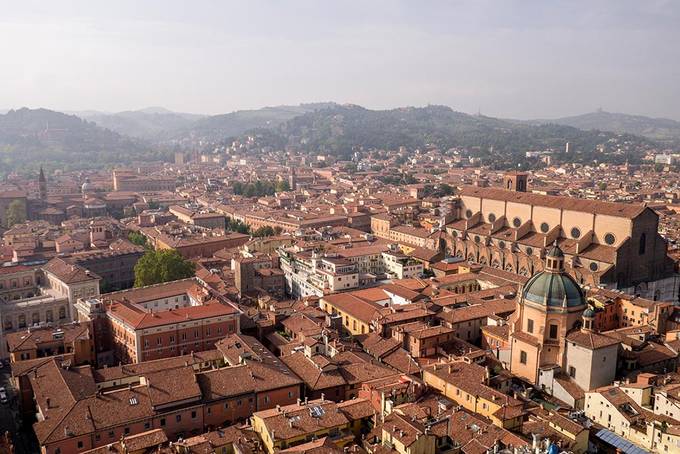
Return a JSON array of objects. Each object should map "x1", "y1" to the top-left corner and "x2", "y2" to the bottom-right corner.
[
  {"x1": 460, "y1": 186, "x2": 647, "y2": 219},
  {"x1": 108, "y1": 300, "x2": 236, "y2": 329}
]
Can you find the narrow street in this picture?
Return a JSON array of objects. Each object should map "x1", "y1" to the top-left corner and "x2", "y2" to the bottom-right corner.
[{"x1": 0, "y1": 366, "x2": 39, "y2": 454}]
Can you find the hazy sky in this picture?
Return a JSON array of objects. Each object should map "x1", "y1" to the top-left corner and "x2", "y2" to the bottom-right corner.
[{"x1": 1, "y1": 0, "x2": 679, "y2": 119}]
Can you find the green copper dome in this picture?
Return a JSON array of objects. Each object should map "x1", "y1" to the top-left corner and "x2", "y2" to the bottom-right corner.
[{"x1": 523, "y1": 270, "x2": 585, "y2": 308}]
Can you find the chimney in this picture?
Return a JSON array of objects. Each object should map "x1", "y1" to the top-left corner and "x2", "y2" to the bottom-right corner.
[
  {"x1": 304, "y1": 396, "x2": 308, "y2": 405},
  {"x1": 321, "y1": 393, "x2": 325, "y2": 402},
  {"x1": 297, "y1": 398, "x2": 301, "y2": 406}
]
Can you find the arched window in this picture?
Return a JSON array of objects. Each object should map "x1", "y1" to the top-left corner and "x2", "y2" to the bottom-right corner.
[
  {"x1": 59, "y1": 307, "x2": 66, "y2": 320},
  {"x1": 639, "y1": 233, "x2": 646, "y2": 255},
  {"x1": 507, "y1": 180, "x2": 512, "y2": 189}
]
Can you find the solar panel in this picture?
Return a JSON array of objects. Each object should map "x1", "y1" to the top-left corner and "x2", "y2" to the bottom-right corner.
[
  {"x1": 309, "y1": 405, "x2": 325, "y2": 418},
  {"x1": 595, "y1": 429, "x2": 651, "y2": 454}
]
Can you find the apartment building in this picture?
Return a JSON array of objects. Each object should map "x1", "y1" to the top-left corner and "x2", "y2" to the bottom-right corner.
[
  {"x1": 26, "y1": 340, "x2": 301, "y2": 454},
  {"x1": 168, "y1": 205, "x2": 226, "y2": 230},
  {"x1": 0, "y1": 259, "x2": 99, "y2": 358},
  {"x1": 278, "y1": 249, "x2": 360, "y2": 298},
  {"x1": 391, "y1": 321, "x2": 455, "y2": 358},
  {"x1": 232, "y1": 253, "x2": 285, "y2": 298},
  {"x1": 251, "y1": 398, "x2": 374, "y2": 453},
  {"x1": 278, "y1": 244, "x2": 423, "y2": 298},
  {"x1": 6, "y1": 322, "x2": 94, "y2": 365},
  {"x1": 585, "y1": 385, "x2": 679, "y2": 452},
  {"x1": 141, "y1": 223, "x2": 249, "y2": 259},
  {"x1": 112, "y1": 170, "x2": 176, "y2": 192},
  {"x1": 77, "y1": 279, "x2": 240, "y2": 363},
  {"x1": 422, "y1": 360, "x2": 525, "y2": 430},
  {"x1": 67, "y1": 240, "x2": 145, "y2": 291}
]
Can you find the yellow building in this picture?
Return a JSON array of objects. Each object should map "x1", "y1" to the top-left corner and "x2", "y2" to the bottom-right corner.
[
  {"x1": 422, "y1": 361, "x2": 524, "y2": 430},
  {"x1": 585, "y1": 386, "x2": 680, "y2": 452},
  {"x1": 320, "y1": 292, "x2": 380, "y2": 336},
  {"x1": 378, "y1": 412, "x2": 436, "y2": 454},
  {"x1": 251, "y1": 398, "x2": 373, "y2": 453}
]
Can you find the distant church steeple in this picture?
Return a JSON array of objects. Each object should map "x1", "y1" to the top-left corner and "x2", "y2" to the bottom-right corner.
[
  {"x1": 38, "y1": 166, "x2": 47, "y2": 201},
  {"x1": 288, "y1": 166, "x2": 297, "y2": 191}
]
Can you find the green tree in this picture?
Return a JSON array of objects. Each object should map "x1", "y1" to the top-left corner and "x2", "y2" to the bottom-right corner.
[
  {"x1": 254, "y1": 180, "x2": 264, "y2": 195},
  {"x1": 233, "y1": 180, "x2": 278, "y2": 198},
  {"x1": 226, "y1": 217, "x2": 250, "y2": 234},
  {"x1": 253, "y1": 226, "x2": 275, "y2": 237},
  {"x1": 127, "y1": 231, "x2": 148, "y2": 247},
  {"x1": 134, "y1": 249, "x2": 196, "y2": 287},
  {"x1": 5, "y1": 200, "x2": 26, "y2": 228},
  {"x1": 275, "y1": 180, "x2": 290, "y2": 192},
  {"x1": 439, "y1": 184, "x2": 455, "y2": 196}
]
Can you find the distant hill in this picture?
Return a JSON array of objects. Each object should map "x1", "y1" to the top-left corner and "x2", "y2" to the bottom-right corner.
[
  {"x1": 0, "y1": 108, "x2": 156, "y2": 174},
  {"x1": 0, "y1": 104, "x2": 662, "y2": 176},
  {"x1": 234, "y1": 104, "x2": 653, "y2": 166},
  {"x1": 180, "y1": 103, "x2": 336, "y2": 141},
  {"x1": 79, "y1": 103, "x2": 335, "y2": 141},
  {"x1": 85, "y1": 109, "x2": 204, "y2": 140},
  {"x1": 526, "y1": 110, "x2": 680, "y2": 142}
]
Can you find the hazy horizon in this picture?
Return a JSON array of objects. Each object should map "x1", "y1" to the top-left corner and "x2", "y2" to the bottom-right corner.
[
  {"x1": 4, "y1": 104, "x2": 680, "y2": 124},
  {"x1": 2, "y1": 0, "x2": 679, "y2": 120}
]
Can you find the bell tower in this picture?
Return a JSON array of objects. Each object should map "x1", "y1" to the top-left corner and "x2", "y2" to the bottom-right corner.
[
  {"x1": 503, "y1": 171, "x2": 528, "y2": 192},
  {"x1": 38, "y1": 166, "x2": 47, "y2": 201},
  {"x1": 288, "y1": 166, "x2": 297, "y2": 191}
]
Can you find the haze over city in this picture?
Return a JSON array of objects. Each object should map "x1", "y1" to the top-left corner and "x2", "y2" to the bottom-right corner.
[{"x1": 2, "y1": 0, "x2": 680, "y2": 119}]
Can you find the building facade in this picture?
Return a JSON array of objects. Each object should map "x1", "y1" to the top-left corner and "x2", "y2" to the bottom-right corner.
[{"x1": 446, "y1": 184, "x2": 678, "y2": 301}]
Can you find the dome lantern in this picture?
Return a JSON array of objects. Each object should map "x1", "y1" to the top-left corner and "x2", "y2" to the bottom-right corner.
[
  {"x1": 521, "y1": 243, "x2": 585, "y2": 309},
  {"x1": 582, "y1": 307, "x2": 596, "y2": 331},
  {"x1": 544, "y1": 241, "x2": 565, "y2": 273}
]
